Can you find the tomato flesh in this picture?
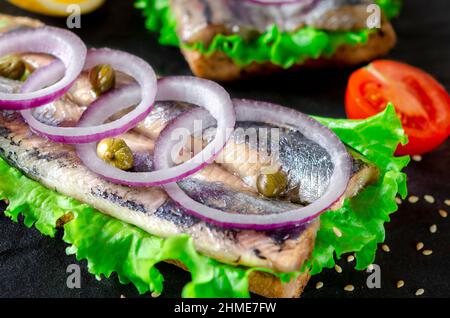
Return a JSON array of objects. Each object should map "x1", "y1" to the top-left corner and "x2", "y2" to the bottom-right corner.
[{"x1": 346, "y1": 60, "x2": 450, "y2": 155}]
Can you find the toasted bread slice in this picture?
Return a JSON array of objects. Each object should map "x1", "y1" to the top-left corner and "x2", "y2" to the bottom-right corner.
[
  {"x1": 167, "y1": 259, "x2": 311, "y2": 298},
  {"x1": 181, "y1": 20, "x2": 396, "y2": 81}
]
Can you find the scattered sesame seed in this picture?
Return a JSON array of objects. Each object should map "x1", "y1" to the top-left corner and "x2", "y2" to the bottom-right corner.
[
  {"x1": 335, "y1": 264, "x2": 343, "y2": 273},
  {"x1": 408, "y1": 195, "x2": 419, "y2": 203},
  {"x1": 396, "y1": 280, "x2": 405, "y2": 288},
  {"x1": 412, "y1": 155, "x2": 422, "y2": 162},
  {"x1": 347, "y1": 255, "x2": 355, "y2": 263},
  {"x1": 422, "y1": 249, "x2": 433, "y2": 256},
  {"x1": 120, "y1": 294, "x2": 126, "y2": 298},
  {"x1": 382, "y1": 244, "x2": 390, "y2": 252},
  {"x1": 344, "y1": 285, "x2": 355, "y2": 292},
  {"x1": 429, "y1": 224, "x2": 437, "y2": 234},
  {"x1": 368, "y1": 264, "x2": 374, "y2": 271},
  {"x1": 424, "y1": 195, "x2": 435, "y2": 204},
  {"x1": 396, "y1": 197, "x2": 402, "y2": 205},
  {"x1": 333, "y1": 226, "x2": 343, "y2": 238},
  {"x1": 445, "y1": 200, "x2": 450, "y2": 206},
  {"x1": 151, "y1": 292, "x2": 161, "y2": 298},
  {"x1": 416, "y1": 242, "x2": 424, "y2": 251},
  {"x1": 439, "y1": 209, "x2": 448, "y2": 218},
  {"x1": 316, "y1": 281, "x2": 324, "y2": 289},
  {"x1": 415, "y1": 288, "x2": 425, "y2": 296}
]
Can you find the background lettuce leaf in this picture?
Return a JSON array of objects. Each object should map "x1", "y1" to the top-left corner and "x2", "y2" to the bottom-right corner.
[
  {"x1": 377, "y1": 0, "x2": 402, "y2": 19},
  {"x1": 135, "y1": 0, "x2": 401, "y2": 68},
  {"x1": 0, "y1": 105, "x2": 407, "y2": 297}
]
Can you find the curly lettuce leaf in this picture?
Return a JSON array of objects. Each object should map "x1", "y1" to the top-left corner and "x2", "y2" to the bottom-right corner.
[
  {"x1": 0, "y1": 105, "x2": 407, "y2": 297},
  {"x1": 0, "y1": 161, "x2": 78, "y2": 237},
  {"x1": 377, "y1": 0, "x2": 402, "y2": 19},
  {"x1": 312, "y1": 104, "x2": 409, "y2": 272},
  {"x1": 135, "y1": 0, "x2": 401, "y2": 68},
  {"x1": 135, "y1": 0, "x2": 179, "y2": 46}
]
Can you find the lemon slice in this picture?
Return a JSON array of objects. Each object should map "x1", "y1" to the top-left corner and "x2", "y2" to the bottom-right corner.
[{"x1": 8, "y1": 0, "x2": 106, "y2": 17}]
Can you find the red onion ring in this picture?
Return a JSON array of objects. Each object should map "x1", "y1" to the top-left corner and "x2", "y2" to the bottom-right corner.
[
  {"x1": 22, "y1": 59, "x2": 66, "y2": 94},
  {"x1": 155, "y1": 99, "x2": 352, "y2": 230},
  {"x1": 0, "y1": 26, "x2": 86, "y2": 110},
  {"x1": 75, "y1": 76, "x2": 236, "y2": 186},
  {"x1": 20, "y1": 48, "x2": 157, "y2": 144}
]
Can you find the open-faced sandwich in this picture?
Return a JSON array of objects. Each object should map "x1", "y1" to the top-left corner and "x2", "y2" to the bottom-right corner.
[
  {"x1": 0, "y1": 14, "x2": 408, "y2": 298},
  {"x1": 136, "y1": 0, "x2": 401, "y2": 81}
]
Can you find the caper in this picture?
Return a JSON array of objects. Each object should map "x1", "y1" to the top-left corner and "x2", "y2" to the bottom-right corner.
[
  {"x1": 256, "y1": 170, "x2": 288, "y2": 198},
  {"x1": 97, "y1": 138, "x2": 134, "y2": 171},
  {"x1": 0, "y1": 55, "x2": 26, "y2": 80},
  {"x1": 89, "y1": 64, "x2": 116, "y2": 95}
]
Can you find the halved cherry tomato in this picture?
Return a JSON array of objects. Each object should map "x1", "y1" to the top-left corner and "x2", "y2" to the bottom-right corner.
[{"x1": 346, "y1": 60, "x2": 450, "y2": 155}]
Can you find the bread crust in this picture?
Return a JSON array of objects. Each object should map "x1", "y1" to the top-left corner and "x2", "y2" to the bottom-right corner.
[
  {"x1": 182, "y1": 20, "x2": 397, "y2": 81},
  {"x1": 248, "y1": 270, "x2": 310, "y2": 298},
  {"x1": 166, "y1": 259, "x2": 311, "y2": 298}
]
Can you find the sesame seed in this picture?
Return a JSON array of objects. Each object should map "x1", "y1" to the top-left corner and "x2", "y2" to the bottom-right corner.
[
  {"x1": 445, "y1": 200, "x2": 450, "y2": 206},
  {"x1": 422, "y1": 249, "x2": 433, "y2": 256},
  {"x1": 415, "y1": 288, "x2": 425, "y2": 296},
  {"x1": 333, "y1": 227, "x2": 343, "y2": 238},
  {"x1": 335, "y1": 264, "x2": 343, "y2": 273},
  {"x1": 424, "y1": 195, "x2": 435, "y2": 204},
  {"x1": 382, "y1": 244, "x2": 390, "y2": 252},
  {"x1": 368, "y1": 264, "x2": 374, "y2": 271},
  {"x1": 151, "y1": 291, "x2": 161, "y2": 298},
  {"x1": 347, "y1": 255, "x2": 355, "y2": 263},
  {"x1": 395, "y1": 197, "x2": 402, "y2": 205},
  {"x1": 416, "y1": 242, "x2": 424, "y2": 251},
  {"x1": 344, "y1": 285, "x2": 355, "y2": 292},
  {"x1": 412, "y1": 155, "x2": 422, "y2": 162},
  {"x1": 316, "y1": 281, "x2": 324, "y2": 289},
  {"x1": 408, "y1": 195, "x2": 419, "y2": 203},
  {"x1": 120, "y1": 294, "x2": 126, "y2": 298},
  {"x1": 429, "y1": 224, "x2": 437, "y2": 234},
  {"x1": 396, "y1": 280, "x2": 405, "y2": 288},
  {"x1": 439, "y1": 209, "x2": 448, "y2": 218}
]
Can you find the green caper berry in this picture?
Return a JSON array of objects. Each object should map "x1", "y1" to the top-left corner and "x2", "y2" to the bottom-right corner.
[
  {"x1": 89, "y1": 64, "x2": 116, "y2": 95},
  {"x1": 97, "y1": 138, "x2": 134, "y2": 171},
  {"x1": 256, "y1": 170, "x2": 288, "y2": 198},
  {"x1": 0, "y1": 55, "x2": 26, "y2": 80}
]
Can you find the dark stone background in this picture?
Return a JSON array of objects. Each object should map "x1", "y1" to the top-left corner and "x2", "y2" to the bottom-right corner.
[{"x1": 0, "y1": 0, "x2": 448, "y2": 298}]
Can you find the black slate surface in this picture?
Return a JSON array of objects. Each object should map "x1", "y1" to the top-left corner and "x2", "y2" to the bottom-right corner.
[{"x1": 0, "y1": 0, "x2": 449, "y2": 298}]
